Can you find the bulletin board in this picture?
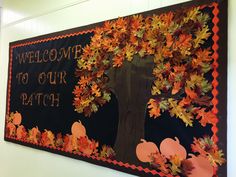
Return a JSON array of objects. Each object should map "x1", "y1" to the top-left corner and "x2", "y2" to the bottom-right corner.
[{"x1": 5, "y1": 0, "x2": 227, "y2": 176}]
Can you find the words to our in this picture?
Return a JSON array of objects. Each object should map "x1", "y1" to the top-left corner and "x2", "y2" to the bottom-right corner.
[
  {"x1": 16, "y1": 45, "x2": 82, "y2": 64},
  {"x1": 16, "y1": 71, "x2": 67, "y2": 85}
]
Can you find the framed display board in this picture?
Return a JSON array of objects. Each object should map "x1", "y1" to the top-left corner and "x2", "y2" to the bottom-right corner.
[{"x1": 4, "y1": 0, "x2": 227, "y2": 176}]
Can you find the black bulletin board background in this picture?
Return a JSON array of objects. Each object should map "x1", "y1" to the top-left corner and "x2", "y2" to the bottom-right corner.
[{"x1": 4, "y1": 0, "x2": 227, "y2": 176}]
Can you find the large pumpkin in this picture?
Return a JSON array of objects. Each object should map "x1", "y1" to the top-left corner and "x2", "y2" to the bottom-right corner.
[
  {"x1": 136, "y1": 139, "x2": 159, "y2": 163},
  {"x1": 71, "y1": 120, "x2": 86, "y2": 138},
  {"x1": 187, "y1": 154, "x2": 213, "y2": 177},
  {"x1": 160, "y1": 137, "x2": 187, "y2": 160},
  {"x1": 13, "y1": 112, "x2": 22, "y2": 125}
]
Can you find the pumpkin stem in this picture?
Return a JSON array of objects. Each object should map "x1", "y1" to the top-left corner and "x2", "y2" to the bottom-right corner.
[
  {"x1": 189, "y1": 153, "x2": 196, "y2": 158},
  {"x1": 174, "y1": 137, "x2": 180, "y2": 143},
  {"x1": 140, "y1": 139, "x2": 146, "y2": 143}
]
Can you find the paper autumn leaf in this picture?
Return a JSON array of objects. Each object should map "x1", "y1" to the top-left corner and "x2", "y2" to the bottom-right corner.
[
  {"x1": 168, "y1": 98, "x2": 193, "y2": 126},
  {"x1": 151, "y1": 15, "x2": 161, "y2": 29},
  {"x1": 196, "y1": 108, "x2": 217, "y2": 126},
  {"x1": 175, "y1": 34, "x2": 192, "y2": 49},
  {"x1": 91, "y1": 83, "x2": 101, "y2": 97},
  {"x1": 73, "y1": 86, "x2": 83, "y2": 97},
  {"x1": 82, "y1": 45, "x2": 94, "y2": 57},
  {"x1": 186, "y1": 74, "x2": 212, "y2": 93},
  {"x1": 131, "y1": 15, "x2": 143, "y2": 30},
  {"x1": 161, "y1": 46, "x2": 173, "y2": 58},
  {"x1": 79, "y1": 76, "x2": 92, "y2": 88},
  {"x1": 112, "y1": 55, "x2": 124, "y2": 67},
  {"x1": 151, "y1": 80, "x2": 162, "y2": 95},
  {"x1": 191, "y1": 137, "x2": 225, "y2": 167},
  {"x1": 192, "y1": 96, "x2": 212, "y2": 106},
  {"x1": 166, "y1": 33, "x2": 173, "y2": 48},
  {"x1": 208, "y1": 150, "x2": 226, "y2": 167},
  {"x1": 183, "y1": 7, "x2": 200, "y2": 23},
  {"x1": 194, "y1": 25, "x2": 211, "y2": 48},
  {"x1": 125, "y1": 44, "x2": 135, "y2": 61},
  {"x1": 172, "y1": 82, "x2": 181, "y2": 95},
  {"x1": 159, "y1": 100, "x2": 169, "y2": 112},
  {"x1": 100, "y1": 145, "x2": 116, "y2": 158},
  {"x1": 195, "y1": 48, "x2": 212, "y2": 62},
  {"x1": 185, "y1": 87, "x2": 198, "y2": 99},
  {"x1": 169, "y1": 155, "x2": 182, "y2": 175},
  {"x1": 102, "y1": 92, "x2": 111, "y2": 102},
  {"x1": 148, "y1": 99, "x2": 161, "y2": 118},
  {"x1": 179, "y1": 97, "x2": 192, "y2": 107},
  {"x1": 201, "y1": 79, "x2": 212, "y2": 93},
  {"x1": 197, "y1": 13, "x2": 210, "y2": 27},
  {"x1": 103, "y1": 21, "x2": 113, "y2": 34},
  {"x1": 129, "y1": 35, "x2": 138, "y2": 46},
  {"x1": 55, "y1": 133, "x2": 64, "y2": 147},
  {"x1": 150, "y1": 152, "x2": 169, "y2": 174},
  {"x1": 161, "y1": 12, "x2": 174, "y2": 26},
  {"x1": 147, "y1": 33, "x2": 158, "y2": 50},
  {"x1": 114, "y1": 17, "x2": 127, "y2": 31}
]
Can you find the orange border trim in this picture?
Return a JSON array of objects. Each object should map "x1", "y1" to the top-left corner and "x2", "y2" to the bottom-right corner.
[
  {"x1": 211, "y1": 2, "x2": 220, "y2": 144},
  {"x1": 11, "y1": 29, "x2": 94, "y2": 49}
]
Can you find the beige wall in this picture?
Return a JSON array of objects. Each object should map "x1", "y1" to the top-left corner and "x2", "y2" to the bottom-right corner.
[{"x1": 0, "y1": 0, "x2": 234, "y2": 176}]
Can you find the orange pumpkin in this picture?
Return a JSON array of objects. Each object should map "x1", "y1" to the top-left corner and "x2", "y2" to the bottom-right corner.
[
  {"x1": 71, "y1": 120, "x2": 86, "y2": 138},
  {"x1": 160, "y1": 137, "x2": 187, "y2": 160},
  {"x1": 136, "y1": 139, "x2": 159, "y2": 163},
  {"x1": 13, "y1": 112, "x2": 22, "y2": 125},
  {"x1": 187, "y1": 154, "x2": 213, "y2": 177}
]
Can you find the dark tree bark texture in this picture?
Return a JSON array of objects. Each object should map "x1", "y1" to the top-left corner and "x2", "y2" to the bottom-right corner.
[{"x1": 107, "y1": 56, "x2": 155, "y2": 163}]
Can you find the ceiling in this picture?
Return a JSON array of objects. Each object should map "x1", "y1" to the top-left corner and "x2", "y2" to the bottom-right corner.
[{"x1": 1, "y1": 0, "x2": 88, "y2": 26}]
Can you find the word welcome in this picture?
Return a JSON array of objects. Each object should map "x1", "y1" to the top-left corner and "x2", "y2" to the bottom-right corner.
[{"x1": 16, "y1": 45, "x2": 82, "y2": 64}]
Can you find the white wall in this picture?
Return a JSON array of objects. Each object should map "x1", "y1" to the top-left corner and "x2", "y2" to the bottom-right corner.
[{"x1": 0, "y1": 0, "x2": 234, "y2": 177}]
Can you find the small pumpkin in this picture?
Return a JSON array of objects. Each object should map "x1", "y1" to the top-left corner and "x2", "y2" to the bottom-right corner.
[
  {"x1": 136, "y1": 139, "x2": 159, "y2": 163},
  {"x1": 13, "y1": 111, "x2": 22, "y2": 125},
  {"x1": 71, "y1": 120, "x2": 86, "y2": 138},
  {"x1": 160, "y1": 137, "x2": 187, "y2": 160},
  {"x1": 187, "y1": 154, "x2": 213, "y2": 177}
]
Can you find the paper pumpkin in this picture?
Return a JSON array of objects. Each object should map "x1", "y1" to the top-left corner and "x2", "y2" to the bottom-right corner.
[
  {"x1": 160, "y1": 137, "x2": 187, "y2": 160},
  {"x1": 136, "y1": 139, "x2": 159, "y2": 162},
  {"x1": 187, "y1": 154, "x2": 214, "y2": 177},
  {"x1": 71, "y1": 121, "x2": 86, "y2": 138},
  {"x1": 13, "y1": 112, "x2": 22, "y2": 125}
]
